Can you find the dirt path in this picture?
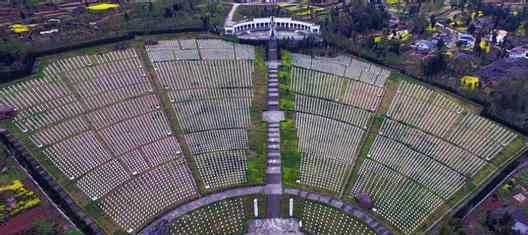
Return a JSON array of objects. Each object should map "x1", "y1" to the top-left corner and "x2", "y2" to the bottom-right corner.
[
  {"x1": 224, "y1": 3, "x2": 240, "y2": 27},
  {"x1": 224, "y1": 1, "x2": 280, "y2": 27}
]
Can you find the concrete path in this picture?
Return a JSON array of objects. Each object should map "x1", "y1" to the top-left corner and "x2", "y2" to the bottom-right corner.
[
  {"x1": 284, "y1": 188, "x2": 394, "y2": 235},
  {"x1": 139, "y1": 186, "x2": 266, "y2": 234},
  {"x1": 264, "y1": 37, "x2": 284, "y2": 218},
  {"x1": 224, "y1": 3, "x2": 240, "y2": 27}
]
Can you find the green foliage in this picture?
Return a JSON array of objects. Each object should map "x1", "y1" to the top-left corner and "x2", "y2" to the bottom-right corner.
[
  {"x1": 439, "y1": 217, "x2": 465, "y2": 235},
  {"x1": 387, "y1": 72, "x2": 408, "y2": 81},
  {"x1": 281, "y1": 119, "x2": 302, "y2": 187},
  {"x1": 66, "y1": 229, "x2": 83, "y2": 235},
  {"x1": 515, "y1": 169, "x2": 528, "y2": 187},
  {"x1": 412, "y1": 16, "x2": 429, "y2": 35},
  {"x1": 24, "y1": 0, "x2": 41, "y2": 8},
  {"x1": 247, "y1": 154, "x2": 266, "y2": 185},
  {"x1": 485, "y1": 210, "x2": 515, "y2": 235},
  {"x1": 278, "y1": 50, "x2": 300, "y2": 187},
  {"x1": 246, "y1": 123, "x2": 267, "y2": 185},
  {"x1": 0, "y1": 167, "x2": 25, "y2": 185},
  {"x1": 112, "y1": 231, "x2": 130, "y2": 235},
  {"x1": 498, "y1": 180, "x2": 513, "y2": 197},
  {"x1": 421, "y1": 53, "x2": 447, "y2": 76},
  {"x1": 206, "y1": 2, "x2": 230, "y2": 27},
  {"x1": 0, "y1": 38, "x2": 28, "y2": 66},
  {"x1": 255, "y1": 47, "x2": 267, "y2": 72},
  {"x1": 280, "y1": 98, "x2": 294, "y2": 110},
  {"x1": 223, "y1": 35, "x2": 240, "y2": 44},
  {"x1": 278, "y1": 70, "x2": 290, "y2": 83},
  {"x1": 491, "y1": 136, "x2": 526, "y2": 167},
  {"x1": 279, "y1": 51, "x2": 293, "y2": 92},
  {"x1": 281, "y1": 51, "x2": 292, "y2": 68},
  {"x1": 327, "y1": 1, "x2": 388, "y2": 36},
  {"x1": 35, "y1": 62, "x2": 47, "y2": 80},
  {"x1": 373, "y1": 115, "x2": 385, "y2": 126},
  {"x1": 245, "y1": 46, "x2": 267, "y2": 186},
  {"x1": 85, "y1": 201, "x2": 102, "y2": 217},
  {"x1": 30, "y1": 218, "x2": 55, "y2": 235},
  {"x1": 233, "y1": 5, "x2": 290, "y2": 22}
]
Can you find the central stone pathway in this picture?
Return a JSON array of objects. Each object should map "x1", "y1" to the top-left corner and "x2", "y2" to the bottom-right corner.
[
  {"x1": 263, "y1": 37, "x2": 284, "y2": 218},
  {"x1": 247, "y1": 218, "x2": 303, "y2": 235}
]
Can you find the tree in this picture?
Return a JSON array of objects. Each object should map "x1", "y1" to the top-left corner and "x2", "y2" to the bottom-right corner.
[
  {"x1": 458, "y1": 0, "x2": 467, "y2": 11},
  {"x1": 468, "y1": 24, "x2": 476, "y2": 34},
  {"x1": 163, "y1": 8, "x2": 173, "y2": 18},
  {"x1": 422, "y1": 52, "x2": 447, "y2": 76},
  {"x1": 200, "y1": 15, "x2": 210, "y2": 30},
  {"x1": 485, "y1": 210, "x2": 516, "y2": 234},
  {"x1": 85, "y1": 201, "x2": 102, "y2": 217},
  {"x1": 439, "y1": 217, "x2": 466, "y2": 235},
  {"x1": 0, "y1": 39, "x2": 27, "y2": 66},
  {"x1": 113, "y1": 231, "x2": 130, "y2": 235},
  {"x1": 388, "y1": 40, "x2": 401, "y2": 55},
  {"x1": 26, "y1": 219, "x2": 56, "y2": 235},
  {"x1": 474, "y1": 36, "x2": 482, "y2": 56},
  {"x1": 336, "y1": 11, "x2": 353, "y2": 37},
  {"x1": 413, "y1": 16, "x2": 428, "y2": 35},
  {"x1": 430, "y1": 15, "x2": 437, "y2": 27},
  {"x1": 329, "y1": 1, "x2": 388, "y2": 36},
  {"x1": 437, "y1": 38, "x2": 446, "y2": 51}
]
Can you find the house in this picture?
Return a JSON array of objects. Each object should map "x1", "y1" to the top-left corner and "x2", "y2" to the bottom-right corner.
[
  {"x1": 513, "y1": 193, "x2": 527, "y2": 203},
  {"x1": 511, "y1": 208, "x2": 528, "y2": 234},
  {"x1": 496, "y1": 30, "x2": 508, "y2": 46},
  {"x1": 388, "y1": 30, "x2": 411, "y2": 42},
  {"x1": 509, "y1": 46, "x2": 528, "y2": 59},
  {"x1": 460, "y1": 75, "x2": 479, "y2": 89},
  {"x1": 458, "y1": 33, "x2": 476, "y2": 50},
  {"x1": 412, "y1": 40, "x2": 435, "y2": 53}
]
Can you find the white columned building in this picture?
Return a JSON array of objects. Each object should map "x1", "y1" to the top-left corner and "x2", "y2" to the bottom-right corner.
[{"x1": 225, "y1": 17, "x2": 320, "y2": 35}]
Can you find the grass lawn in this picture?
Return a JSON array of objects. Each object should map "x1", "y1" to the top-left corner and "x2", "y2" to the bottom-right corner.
[
  {"x1": 246, "y1": 46, "x2": 268, "y2": 185},
  {"x1": 491, "y1": 136, "x2": 527, "y2": 169},
  {"x1": 277, "y1": 51, "x2": 302, "y2": 188},
  {"x1": 281, "y1": 117, "x2": 301, "y2": 189},
  {"x1": 246, "y1": 122, "x2": 267, "y2": 185}
]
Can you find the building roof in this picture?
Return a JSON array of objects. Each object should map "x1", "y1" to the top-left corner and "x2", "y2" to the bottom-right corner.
[{"x1": 511, "y1": 208, "x2": 528, "y2": 225}]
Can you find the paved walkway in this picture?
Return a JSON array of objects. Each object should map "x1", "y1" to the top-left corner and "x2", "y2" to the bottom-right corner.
[
  {"x1": 284, "y1": 188, "x2": 394, "y2": 235},
  {"x1": 139, "y1": 186, "x2": 266, "y2": 234},
  {"x1": 224, "y1": 3, "x2": 240, "y2": 27},
  {"x1": 264, "y1": 38, "x2": 284, "y2": 218}
]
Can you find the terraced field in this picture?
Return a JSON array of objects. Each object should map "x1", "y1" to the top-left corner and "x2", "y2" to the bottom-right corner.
[{"x1": 281, "y1": 51, "x2": 526, "y2": 234}]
